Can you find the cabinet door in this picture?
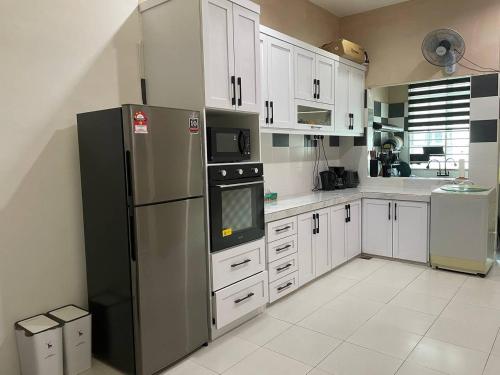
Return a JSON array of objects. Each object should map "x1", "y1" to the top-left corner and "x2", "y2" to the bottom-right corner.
[
  {"x1": 203, "y1": 0, "x2": 235, "y2": 110},
  {"x1": 334, "y1": 61, "x2": 350, "y2": 134},
  {"x1": 362, "y1": 199, "x2": 393, "y2": 257},
  {"x1": 314, "y1": 208, "x2": 331, "y2": 277},
  {"x1": 346, "y1": 200, "x2": 361, "y2": 259},
  {"x1": 349, "y1": 67, "x2": 365, "y2": 134},
  {"x1": 260, "y1": 34, "x2": 269, "y2": 127},
  {"x1": 233, "y1": 4, "x2": 260, "y2": 113},
  {"x1": 294, "y1": 47, "x2": 316, "y2": 101},
  {"x1": 268, "y1": 37, "x2": 295, "y2": 128},
  {"x1": 297, "y1": 212, "x2": 316, "y2": 286},
  {"x1": 316, "y1": 55, "x2": 335, "y2": 105},
  {"x1": 330, "y1": 204, "x2": 347, "y2": 268},
  {"x1": 393, "y1": 201, "x2": 429, "y2": 263}
]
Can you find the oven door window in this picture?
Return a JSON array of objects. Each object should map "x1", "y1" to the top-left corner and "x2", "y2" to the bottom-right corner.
[{"x1": 210, "y1": 182, "x2": 264, "y2": 252}]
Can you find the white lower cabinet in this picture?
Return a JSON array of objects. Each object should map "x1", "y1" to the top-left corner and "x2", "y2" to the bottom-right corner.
[
  {"x1": 330, "y1": 200, "x2": 361, "y2": 268},
  {"x1": 269, "y1": 271, "x2": 298, "y2": 303},
  {"x1": 268, "y1": 253, "x2": 298, "y2": 282},
  {"x1": 362, "y1": 199, "x2": 429, "y2": 262},
  {"x1": 213, "y1": 271, "x2": 268, "y2": 329},
  {"x1": 297, "y1": 208, "x2": 331, "y2": 286}
]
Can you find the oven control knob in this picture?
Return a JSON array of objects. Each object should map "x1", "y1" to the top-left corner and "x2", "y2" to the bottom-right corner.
[
  {"x1": 236, "y1": 168, "x2": 244, "y2": 175},
  {"x1": 252, "y1": 168, "x2": 259, "y2": 174},
  {"x1": 219, "y1": 169, "x2": 227, "y2": 177}
]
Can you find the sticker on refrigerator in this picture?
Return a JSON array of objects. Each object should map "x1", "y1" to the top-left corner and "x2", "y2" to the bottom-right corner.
[
  {"x1": 189, "y1": 116, "x2": 199, "y2": 134},
  {"x1": 222, "y1": 228, "x2": 232, "y2": 237},
  {"x1": 133, "y1": 111, "x2": 148, "y2": 134}
]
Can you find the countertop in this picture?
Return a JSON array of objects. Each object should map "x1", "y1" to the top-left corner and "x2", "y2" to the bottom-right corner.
[{"x1": 264, "y1": 187, "x2": 432, "y2": 222}]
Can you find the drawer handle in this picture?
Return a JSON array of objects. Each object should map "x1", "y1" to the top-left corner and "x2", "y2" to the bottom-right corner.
[
  {"x1": 234, "y1": 292, "x2": 254, "y2": 304},
  {"x1": 276, "y1": 263, "x2": 292, "y2": 272},
  {"x1": 275, "y1": 244, "x2": 291, "y2": 253},
  {"x1": 231, "y1": 259, "x2": 251, "y2": 268},
  {"x1": 277, "y1": 282, "x2": 293, "y2": 292},
  {"x1": 275, "y1": 225, "x2": 291, "y2": 233}
]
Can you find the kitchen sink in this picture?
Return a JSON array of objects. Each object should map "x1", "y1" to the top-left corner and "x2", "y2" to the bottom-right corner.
[{"x1": 440, "y1": 184, "x2": 490, "y2": 193}]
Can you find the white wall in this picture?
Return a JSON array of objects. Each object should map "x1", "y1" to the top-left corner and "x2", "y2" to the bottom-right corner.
[{"x1": 0, "y1": 1, "x2": 142, "y2": 373}]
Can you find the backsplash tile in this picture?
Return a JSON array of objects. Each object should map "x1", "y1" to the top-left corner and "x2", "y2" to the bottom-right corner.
[
  {"x1": 329, "y1": 136, "x2": 340, "y2": 147},
  {"x1": 272, "y1": 133, "x2": 289, "y2": 147},
  {"x1": 374, "y1": 101, "x2": 381, "y2": 116},
  {"x1": 471, "y1": 73, "x2": 498, "y2": 98},
  {"x1": 389, "y1": 103, "x2": 405, "y2": 118},
  {"x1": 470, "y1": 120, "x2": 498, "y2": 143},
  {"x1": 354, "y1": 128, "x2": 367, "y2": 146},
  {"x1": 304, "y1": 135, "x2": 317, "y2": 147}
]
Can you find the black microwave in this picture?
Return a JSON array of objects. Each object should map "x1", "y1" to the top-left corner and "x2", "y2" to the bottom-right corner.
[{"x1": 207, "y1": 127, "x2": 251, "y2": 163}]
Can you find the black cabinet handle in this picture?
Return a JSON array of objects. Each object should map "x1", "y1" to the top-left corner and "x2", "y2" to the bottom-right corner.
[
  {"x1": 394, "y1": 203, "x2": 397, "y2": 221},
  {"x1": 276, "y1": 263, "x2": 292, "y2": 272},
  {"x1": 349, "y1": 113, "x2": 354, "y2": 130},
  {"x1": 265, "y1": 101, "x2": 269, "y2": 124},
  {"x1": 275, "y1": 225, "x2": 290, "y2": 233},
  {"x1": 234, "y1": 292, "x2": 254, "y2": 304},
  {"x1": 313, "y1": 213, "x2": 317, "y2": 235},
  {"x1": 313, "y1": 79, "x2": 318, "y2": 99},
  {"x1": 348, "y1": 204, "x2": 351, "y2": 222},
  {"x1": 317, "y1": 79, "x2": 321, "y2": 99},
  {"x1": 231, "y1": 259, "x2": 251, "y2": 268},
  {"x1": 275, "y1": 244, "x2": 291, "y2": 253},
  {"x1": 317, "y1": 213, "x2": 320, "y2": 234},
  {"x1": 277, "y1": 282, "x2": 293, "y2": 292},
  {"x1": 231, "y1": 76, "x2": 236, "y2": 106},
  {"x1": 237, "y1": 77, "x2": 242, "y2": 106},
  {"x1": 345, "y1": 205, "x2": 349, "y2": 223},
  {"x1": 388, "y1": 202, "x2": 391, "y2": 221},
  {"x1": 270, "y1": 101, "x2": 274, "y2": 124}
]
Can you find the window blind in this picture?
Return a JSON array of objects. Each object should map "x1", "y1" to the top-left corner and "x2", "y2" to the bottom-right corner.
[{"x1": 407, "y1": 77, "x2": 470, "y2": 169}]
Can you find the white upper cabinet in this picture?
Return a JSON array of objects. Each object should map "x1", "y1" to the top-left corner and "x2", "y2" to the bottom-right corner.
[
  {"x1": 294, "y1": 47, "x2": 335, "y2": 105},
  {"x1": 204, "y1": 0, "x2": 235, "y2": 110},
  {"x1": 232, "y1": 4, "x2": 260, "y2": 112},
  {"x1": 392, "y1": 201, "x2": 428, "y2": 263},
  {"x1": 335, "y1": 61, "x2": 365, "y2": 135},
  {"x1": 203, "y1": 0, "x2": 260, "y2": 112},
  {"x1": 316, "y1": 55, "x2": 335, "y2": 105},
  {"x1": 294, "y1": 47, "x2": 316, "y2": 102},
  {"x1": 260, "y1": 35, "x2": 294, "y2": 128}
]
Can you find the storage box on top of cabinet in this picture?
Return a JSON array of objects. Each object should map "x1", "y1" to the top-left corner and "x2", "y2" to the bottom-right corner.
[
  {"x1": 15, "y1": 315, "x2": 63, "y2": 375},
  {"x1": 140, "y1": 0, "x2": 260, "y2": 113},
  {"x1": 47, "y1": 305, "x2": 91, "y2": 375}
]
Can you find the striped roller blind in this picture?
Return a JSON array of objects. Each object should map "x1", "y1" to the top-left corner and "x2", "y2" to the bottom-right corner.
[{"x1": 407, "y1": 77, "x2": 470, "y2": 169}]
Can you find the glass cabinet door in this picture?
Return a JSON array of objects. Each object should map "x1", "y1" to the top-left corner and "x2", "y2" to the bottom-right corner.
[{"x1": 296, "y1": 99, "x2": 334, "y2": 131}]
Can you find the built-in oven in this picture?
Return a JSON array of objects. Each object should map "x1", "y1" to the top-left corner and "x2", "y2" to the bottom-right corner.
[
  {"x1": 208, "y1": 163, "x2": 264, "y2": 252},
  {"x1": 207, "y1": 127, "x2": 251, "y2": 163}
]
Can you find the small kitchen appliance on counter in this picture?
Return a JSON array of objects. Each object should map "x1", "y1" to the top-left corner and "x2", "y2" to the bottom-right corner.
[
  {"x1": 320, "y1": 170, "x2": 337, "y2": 191},
  {"x1": 208, "y1": 163, "x2": 265, "y2": 252},
  {"x1": 430, "y1": 185, "x2": 496, "y2": 276}
]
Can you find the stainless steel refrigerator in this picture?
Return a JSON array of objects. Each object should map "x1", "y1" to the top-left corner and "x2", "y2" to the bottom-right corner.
[{"x1": 77, "y1": 105, "x2": 209, "y2": 375}]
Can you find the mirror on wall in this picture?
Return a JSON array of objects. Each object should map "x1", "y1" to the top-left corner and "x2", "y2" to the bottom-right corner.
[{"x1": 366, "y1": 76, "x2": 471, "y2": 178}]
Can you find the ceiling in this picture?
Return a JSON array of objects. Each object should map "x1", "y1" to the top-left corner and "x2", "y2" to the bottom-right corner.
[{"x1": 309, "y1": 0, "x2": 410, "y2": 17}]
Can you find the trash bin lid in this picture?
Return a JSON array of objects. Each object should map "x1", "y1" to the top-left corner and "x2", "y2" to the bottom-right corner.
[
  {"x1": 16, "y1": 315, "x2": 61, "y2": 335},
  {"x1": 48, "y1": 305, "x2": 89, "y2": 323}
]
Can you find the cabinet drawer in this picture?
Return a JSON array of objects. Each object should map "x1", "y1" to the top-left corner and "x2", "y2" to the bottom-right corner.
[
  {"x1": 268, "y1": 253, "x2": 298, "y2": 282},
  {"x1": 267, "y1": 235, "x2": 298, "y2": 263},
  {"x1": 211, "y1": 238, "x2": 265, "y2": 291},
  {"x1": 269, "y1": 271, "x2": 298, "y2": 303},
  {"x1": 214, "y1": 271, "x2": 268, "y2": 329},
  {"x1": 267, "y1": 217, "x2": 298, "y2": 243}
]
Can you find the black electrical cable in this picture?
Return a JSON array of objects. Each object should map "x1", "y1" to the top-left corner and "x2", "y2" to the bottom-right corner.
[
  {"x1": 321, "y1": 137, "x2": 330, "y2": 169},
  {"x1": 454, "y1": 49, "x2": 500, "y2": 73},
  {"x1": 312, "y1": 137, "x2": 321, "y2": 191}
]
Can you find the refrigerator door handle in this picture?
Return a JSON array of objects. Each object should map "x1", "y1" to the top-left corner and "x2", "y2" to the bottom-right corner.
[
  {"x1": 128, "y1": 212, "x2": 137, "y2": 262},
  {"x1": 125, "y1": 151, "x2": 133, "y2": 202}
]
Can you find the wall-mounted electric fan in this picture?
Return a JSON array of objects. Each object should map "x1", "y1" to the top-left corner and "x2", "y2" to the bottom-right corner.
[{"x1": 422, "y1": 29, "x2": 465, "y2": 74}]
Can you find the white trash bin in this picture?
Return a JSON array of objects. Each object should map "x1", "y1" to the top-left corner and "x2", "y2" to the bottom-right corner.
[
  {"x1": 15, "y1": 314, "x2": 63, "y2": 375},
  {"x1": 47, "y1": 305, "x2": 91, "y2": 375}
]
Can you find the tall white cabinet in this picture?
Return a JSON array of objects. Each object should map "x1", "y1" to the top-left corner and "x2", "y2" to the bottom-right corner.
[
  {"x1": 260, "y1": 34, "x2": 294, "y2": 128},
  {"x1": 140, "y1": 0, "x2": 260, "y2": 114},
  {"x1": 362, "y1": 199, "x2": 429, "y2": 263}
]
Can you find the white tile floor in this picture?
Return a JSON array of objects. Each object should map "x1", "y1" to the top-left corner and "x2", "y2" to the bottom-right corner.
[{"x1": 86, "y1": 257, "x2": 500, "y2": 375}]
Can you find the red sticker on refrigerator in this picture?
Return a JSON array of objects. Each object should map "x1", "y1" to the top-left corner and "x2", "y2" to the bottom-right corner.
[{"x1": 133, "y1": 111, "x2": 148, "y2": 134}]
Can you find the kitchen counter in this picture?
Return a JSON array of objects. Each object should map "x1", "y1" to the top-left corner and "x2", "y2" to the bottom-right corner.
[{"x1": 264, "y1": 187, "x2": 432, "y2": 222}]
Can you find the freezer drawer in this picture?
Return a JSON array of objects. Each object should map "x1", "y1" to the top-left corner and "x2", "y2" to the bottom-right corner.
[
  {"x1": 211, "y1": 239, "x2": 266, "y2": 291},
  {"x1": 268, "y1": 253, "x2": 298, "y2": 282},
  {"x1": 269, "y1": 272, "x2": 299, "y2": 303},
  {"x1": 213, "y1": 272, "x2": 268, "y2": 329},
  {"x1": 134, "y1": 198, "x2": 208, "y2": 375}
]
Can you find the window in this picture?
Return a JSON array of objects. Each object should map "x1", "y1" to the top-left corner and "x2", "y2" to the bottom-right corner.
[{"x1": 407, "y1": 77, "x2": 470, "y2": 170}]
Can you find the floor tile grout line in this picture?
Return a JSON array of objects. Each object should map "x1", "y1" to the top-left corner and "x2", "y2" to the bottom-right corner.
[{"x1": 480, "y1": 326, "x2": 500, "y2": 375}]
